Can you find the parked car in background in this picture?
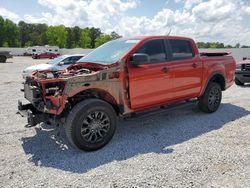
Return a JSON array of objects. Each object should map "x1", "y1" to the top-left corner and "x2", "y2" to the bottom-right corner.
[
  {"x1": 0, "y1": 51, "x2": 13, "y2": 63},
  {"x1": 18, "y1": 36, "x2": 236, "y2": 151},
  {"x1": 235, "y1": 56, "x2": 250, "y2": 85},
  {"x1": 22, "y1": 54, "x2": 85, "y2": 78},
  {"x1": 32, "y1": 52, "x2": 59, "y2": 59}
]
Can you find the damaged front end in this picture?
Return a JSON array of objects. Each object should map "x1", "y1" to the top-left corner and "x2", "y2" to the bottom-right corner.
[
  {"x1": 18, "y1": 71, "x2": 67, "y2": 126},
  {"x1": 18, "y1": 62, "x2": 130, "y2": 127}
]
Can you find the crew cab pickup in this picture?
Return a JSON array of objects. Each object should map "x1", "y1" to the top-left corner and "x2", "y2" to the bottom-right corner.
[{"x1": 18, "y1": 36, "x2": 236, "y2": 151}]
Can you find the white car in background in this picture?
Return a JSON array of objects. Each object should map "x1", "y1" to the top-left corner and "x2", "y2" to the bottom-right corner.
[{"x1": 22, "y1": 54, "x2": 85, "y2": 78}]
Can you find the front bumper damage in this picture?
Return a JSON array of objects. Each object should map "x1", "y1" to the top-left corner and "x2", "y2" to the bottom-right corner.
[{"x1": 18, "y1": 100, "x2": 48, "y2": 127}]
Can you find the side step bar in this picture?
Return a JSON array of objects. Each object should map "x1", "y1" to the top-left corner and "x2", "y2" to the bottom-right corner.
[{"x1": 124, "y1": 99, "x2": 198, "y2": 121}]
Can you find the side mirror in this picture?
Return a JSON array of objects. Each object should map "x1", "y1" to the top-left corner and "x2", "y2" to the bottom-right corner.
[
  {"x1": 131, "y1": 53, "x2": 150, "y2": 66},
  {"x1": 58, "y1": 61, "x2": 65, "y2": 66}
]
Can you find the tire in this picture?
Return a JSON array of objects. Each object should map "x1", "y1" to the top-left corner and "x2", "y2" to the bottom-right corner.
[
  {"x1": 64, "y1": 99, "x2": 117, "y2": 151},
  {"x1": 0, "y1": 56, "x2": 7, "y2": 63},
  {"x1": 235, "y1": 78, "x2": 244, "y2": 86},
  {"x1": 198, "y1": 82, "x2": 222, "y2": 113}
]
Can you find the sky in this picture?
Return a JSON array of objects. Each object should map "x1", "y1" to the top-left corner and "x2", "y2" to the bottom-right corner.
[{"x1": 0, "y1": 0, "x2": 250, "y2": 45}]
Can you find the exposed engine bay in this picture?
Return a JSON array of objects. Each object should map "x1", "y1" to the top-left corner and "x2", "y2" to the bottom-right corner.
[
  {"x1": 22, "y1": 61, "x2": 123, "y2": 116},
  {"x1": 32, "y1": 63, "x2": 108, "y2": 80}
]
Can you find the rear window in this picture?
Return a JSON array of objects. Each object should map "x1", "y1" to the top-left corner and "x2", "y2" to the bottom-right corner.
[{"x1": 169, "y1": 39, "x2": 194, "y2": 60}]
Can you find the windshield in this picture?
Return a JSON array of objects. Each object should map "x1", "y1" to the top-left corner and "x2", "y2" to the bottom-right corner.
[
  {"x1": 78, "y1": 39, "x2": 140, "y2": 64},
  {"x1": 47, "y1": 55, "x2": 67, "y2": 65}
]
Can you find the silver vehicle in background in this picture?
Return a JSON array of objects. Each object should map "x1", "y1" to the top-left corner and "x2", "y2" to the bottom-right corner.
[{"x1": 22, "y1": 54, "x2": 85, "y2": 78}]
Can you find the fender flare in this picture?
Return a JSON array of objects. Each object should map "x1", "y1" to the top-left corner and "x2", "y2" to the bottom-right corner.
[{"x1": 200, "y1": 72, "x2": 226, "y2": 96}]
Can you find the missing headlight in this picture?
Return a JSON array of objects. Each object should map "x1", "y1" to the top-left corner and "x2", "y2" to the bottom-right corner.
[{"x1": 45, "y1": 82, "x2": 65, "y2": 96}]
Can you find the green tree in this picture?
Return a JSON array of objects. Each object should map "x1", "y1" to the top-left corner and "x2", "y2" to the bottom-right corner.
[
  {"x1": 110, "y1": 31, "x2": 121, "y2": 39},
  {"x1": 225, "y1": 44, "x2": 233, "y2": 48},
  {"x1": 66, "y1": 26, "x2": 82, "y2": 48},
  {"x1": 18, "y1": 22, "x2": 48, "y2": 47},
  {"x1": 66, "y1": 27, "x2": 74, "y2": 48},
  {"x1": 235, "y1": 43, "x2": 240, "y2": 48},
  {"x1": 95, "y1": 34, "x2": 112, "y2": 47},
  {"x1": 3, "y1": 19, "x2": 20, "y2": 47},
  {"x1": 80, "y1": 28, "x2": 92, "y2": 48},
  {"x1": 18, "y1": 21, "x2": 31, "y2": 47},
  {"x1": 0, "y1": 16, "x2": 5, "y2": 46},
  {"x1": 46, "y1": 25, "x2": 68, "y2": 48},
  {"x1": 2, "y1": 41, "x2": 9, "y2": 47},
  {"x1": 90, "y1": 27, "x2": 101, "y2": 48},
  {"x1": 72, "y1": 26, "x2": 81, "y2": 47}
]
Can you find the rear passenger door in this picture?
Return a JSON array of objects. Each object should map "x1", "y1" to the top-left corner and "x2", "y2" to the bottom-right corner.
[{"x1": 167, "y1": 39, "x2": 203, "y2": 99}]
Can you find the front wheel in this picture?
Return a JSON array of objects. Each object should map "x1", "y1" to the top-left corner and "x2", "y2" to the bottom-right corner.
[
  {"x1": 198, "y1": 82, "x2": 222, "y2": 113},
  {"x1": 64, "y1": 99, "x2": 117, "y2": 151}
]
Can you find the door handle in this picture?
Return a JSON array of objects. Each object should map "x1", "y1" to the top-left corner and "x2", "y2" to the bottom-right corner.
[
  {"x1": 192, "y1": 63, "x2": 198, "y2": 68},
  {"x1": 161, "y1": 67, "x2": 169, "y2": 73}
]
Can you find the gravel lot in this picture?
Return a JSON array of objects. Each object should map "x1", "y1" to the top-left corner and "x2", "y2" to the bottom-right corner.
[{"x1": 0, "y1": 57, "x2": 250, "y2": 187}]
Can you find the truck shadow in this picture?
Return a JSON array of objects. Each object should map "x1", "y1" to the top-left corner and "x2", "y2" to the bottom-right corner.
[
  {"x1": 236, "y1": 83, "x2": 250, "y2": 88},
  {"x1": 21, "y1": 103, "x2": 249, "y2": 173}
]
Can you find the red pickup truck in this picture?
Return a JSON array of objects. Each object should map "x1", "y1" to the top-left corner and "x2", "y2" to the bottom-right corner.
[
  {"x1": 18, "y1": 36, "x2": 236, "y2": 151},
  {"x1": 32, "y1": 52, "x2": 59, "y2": 59}
]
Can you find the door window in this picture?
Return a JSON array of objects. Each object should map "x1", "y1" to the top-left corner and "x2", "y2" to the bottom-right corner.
[
  {"x1": 63, "y1": 56, "x2": 82, "y2": 64},
  {"x1": 168, "y1": 39, "x2": 194, "y2": 60},
  {"x1": 135, "y1": 39, "x2": 167, "y2": 63}
]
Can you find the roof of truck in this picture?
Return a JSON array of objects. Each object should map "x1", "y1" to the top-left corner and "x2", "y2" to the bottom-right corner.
[{"x1": 126, "y1": 35, "x2": 193, "y2": 41}]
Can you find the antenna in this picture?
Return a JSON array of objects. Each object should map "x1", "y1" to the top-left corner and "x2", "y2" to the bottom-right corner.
[{"x1": 167, "y1": 29, "x2": 172, "y2": 36}]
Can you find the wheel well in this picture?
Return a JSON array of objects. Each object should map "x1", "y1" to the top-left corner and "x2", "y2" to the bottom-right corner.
[
  {"x1": 209, "y1": 74, "x2": 226, "y2": 90},
  {"x1": 68, "y1": 89, "x2": 121, "y2": 114}
]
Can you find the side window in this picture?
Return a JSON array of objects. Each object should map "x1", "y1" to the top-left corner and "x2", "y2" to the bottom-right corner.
[
  {"x1": 169, "y1": 39, "x2": 194, "y2": 60},
  {"x1": 63, "y1": 57, "x2": 71, "y2": 64},
  {"x1": 135, "y1": 39, "x2": 167, "y2": 63},
  {"x1": 74, "y1": 56, "x2": 82, "y2": 61},
  {"x1": 64, "y1": 56, "x2": 81, "y2": 64}
]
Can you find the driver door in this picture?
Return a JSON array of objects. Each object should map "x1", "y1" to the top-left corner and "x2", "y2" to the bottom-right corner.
[{"x1": 127, "y1": 39, "x2": 174, "y2": 110}]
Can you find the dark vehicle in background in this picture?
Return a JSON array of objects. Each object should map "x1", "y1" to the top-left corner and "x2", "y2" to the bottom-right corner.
[
  {"x1": 32, "y1": 52, "x2": 59, "y2": 59},
  {"x1": 0, "y1": 51, "x2": 13, "y2": 62},
  {"x1": 235, "y1": 57, "x2": 250, "y2": 85}
]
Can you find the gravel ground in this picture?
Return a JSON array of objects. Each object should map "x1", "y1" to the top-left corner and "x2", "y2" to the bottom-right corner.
[{"x1": 0, "y1": 57, "x2": 250, "y2": 187}]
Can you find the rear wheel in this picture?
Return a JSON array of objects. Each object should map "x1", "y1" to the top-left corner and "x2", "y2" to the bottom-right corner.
[
  {"x1": 198, "y1": 82, "x2": 222, "y2": 113},
  {"x1": 0, "y1": 56, "x2": 7, "y2": 63},
  {"x1": 65, "y1": 99, "x2": 117, "y2": 151},
  {"x1": 235, "y1": 78, "x2": 244, "y2": 86}
]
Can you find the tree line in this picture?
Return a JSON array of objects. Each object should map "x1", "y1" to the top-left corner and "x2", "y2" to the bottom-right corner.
[
  {"x1": 0, "y1": 16, "x2": 249, "y2": 49},
  {"x1": 196, "y1": 42, "x2": 250, "y2": 49},
  {"x1": 0, "y1": 16, "x2": 121, "y2": 48}
]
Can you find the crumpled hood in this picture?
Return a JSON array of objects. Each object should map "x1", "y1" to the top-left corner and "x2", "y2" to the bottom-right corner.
[{"x1": 23, "y1": 64, "x2": 54, "y2": 73}]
